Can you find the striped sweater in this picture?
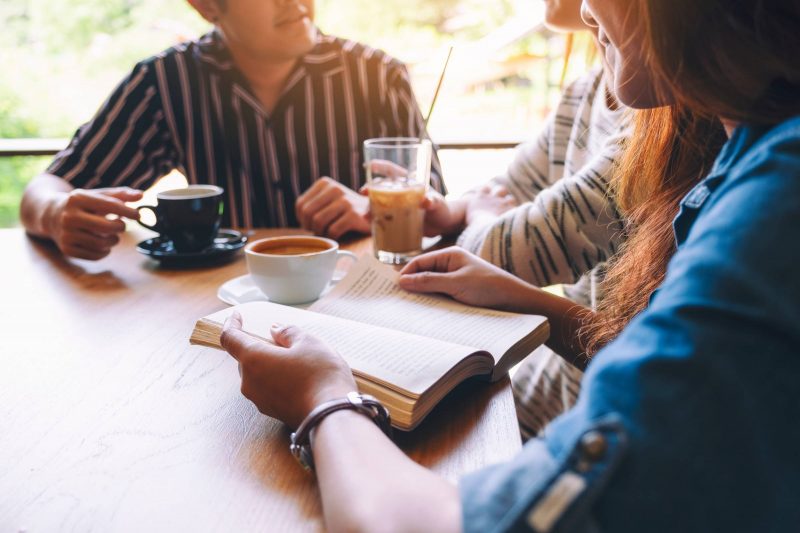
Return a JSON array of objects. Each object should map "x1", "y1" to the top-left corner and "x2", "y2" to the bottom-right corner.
[{"x1": 458, "y1": 67, "x2": 628, "y2": 307}]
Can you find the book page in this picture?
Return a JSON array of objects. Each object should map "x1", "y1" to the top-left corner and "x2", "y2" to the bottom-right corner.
[
  {"x1": 310, "y1": 256, "x2": 547, "y2": 363},
  {"x1": 199, "y1": 302, "x2": 481, "y2": 396}
]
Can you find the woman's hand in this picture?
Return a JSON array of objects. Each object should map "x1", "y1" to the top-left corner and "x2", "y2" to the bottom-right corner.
[
  {"x1": 401, "y1": 248, "x2": 594, "y2": 365},
  {"x1": 464, "y1": 184, "x2": 518, "y2": 226},
  {"x1": 220, "y1": 312, "x2": 357, "y2": 428},
  {"x1": 421, "y1": 191, "x2": 466, "y2": 237},
  {"x1": 398, "y1": 247, "x2": 537, "y2": 311}
]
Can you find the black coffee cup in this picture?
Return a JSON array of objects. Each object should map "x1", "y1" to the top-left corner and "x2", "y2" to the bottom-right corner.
[{"x1": 137, "y1": 185, "x2": 224, "y2": 252}]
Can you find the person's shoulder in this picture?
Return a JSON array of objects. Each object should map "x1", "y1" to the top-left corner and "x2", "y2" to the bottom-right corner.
[
  {"x1": 318, "y1": 33, "x2": 406, "y2": 73},
  {"x1": 552, "y1": 67, "x2": 613, "y2": 128},
  {"x1": 740, "y1": 116, "x2": 800, "y2": 165},
  {"x1": 728, "y1": 116, "x2": 800, "y2": 191},
  {"x1": 560, "y1": 66, "x2": 605, "y2": 102},
  {"x1": 135, "y1": 32, "x2": 216, "y2": 71},
  {"x1": 696, "y1": 117, "x2": 800, "y2": 242}
]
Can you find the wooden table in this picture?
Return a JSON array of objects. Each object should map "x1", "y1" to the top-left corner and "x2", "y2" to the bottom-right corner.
[{"x1": 0, "y1": 227, "x2": 522, "y2": 532}]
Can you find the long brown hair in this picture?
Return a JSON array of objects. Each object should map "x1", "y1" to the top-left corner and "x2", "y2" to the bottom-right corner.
[
  {"x1": 642, "y1": 0, "x2": 800, "y2": 125},
  {"x1": 583, "y1": 0, "x2": 800, "y2": 354},
  {"x1": 583, "y1": 107, "x2": 726, "y2": 354}
]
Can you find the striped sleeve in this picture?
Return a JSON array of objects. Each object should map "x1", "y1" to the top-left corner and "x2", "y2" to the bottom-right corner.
[
  {"x1": 47, "y1": 61, "x2": 177, "y2": 191},
  {"x1": 497, "y1": 114, "x2": 556, "y2": 199},
  {"x1": 383, "y1": 63, "x2": 446, "y2": 194},
  {"x1": 457, "y1": 114, "x2": 554, "y2": 257},
  {"x1": 458, "y1": 131, "x2": 626, "y2": 287}
]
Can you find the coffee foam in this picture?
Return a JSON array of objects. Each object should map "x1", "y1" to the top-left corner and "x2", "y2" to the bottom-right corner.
[
  {"x1": 158, "y1": 186, "x2": 223, "y2": 200},
  {"x1": 248, "y1": 237, "x2": 334, "y2": 256}
]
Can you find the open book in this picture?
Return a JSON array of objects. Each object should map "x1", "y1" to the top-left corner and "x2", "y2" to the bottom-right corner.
[{"x1": 191, "y1": 256, "x2": 549, "y2": 430}]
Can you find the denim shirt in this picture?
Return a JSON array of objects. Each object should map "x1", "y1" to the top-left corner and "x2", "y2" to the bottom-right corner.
[{"x1": 460, "y1": 116, "x2": 800, "y2": 532}]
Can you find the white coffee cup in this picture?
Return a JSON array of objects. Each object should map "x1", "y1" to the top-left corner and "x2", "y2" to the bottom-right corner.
[{"x1": 244, "y1": 236, "x2": 357, "y2": 305}]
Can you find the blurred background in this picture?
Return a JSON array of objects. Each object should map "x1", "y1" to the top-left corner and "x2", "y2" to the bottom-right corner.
[{"x1": 0, "y1": 0, "x2": 593, "y2": 227}]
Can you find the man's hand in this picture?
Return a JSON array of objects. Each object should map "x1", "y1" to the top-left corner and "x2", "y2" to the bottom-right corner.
[
  {"x1": 220, "y1": 312, "x2": 357, "y2": 428},
  {"x1": 399, "y1": 246, "x2": 535, "y2": 310},
  {"x1": 295, "y1": 177, "x2": 370, "y2": 239},
  {"x1": 464, "y1": 184, "x2": 518, "y2": 226},
  {"x1": 47, "y1": 187, "x2": 143, "y2": 260}
]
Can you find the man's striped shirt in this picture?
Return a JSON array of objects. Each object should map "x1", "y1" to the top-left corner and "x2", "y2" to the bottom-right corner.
[{"x1": 48, "y1": 30, "x2": 444, "y2": 228}]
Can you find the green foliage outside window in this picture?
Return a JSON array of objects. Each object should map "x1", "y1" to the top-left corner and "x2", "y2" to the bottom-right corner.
[{"x1": 0, "y1": 86, "x2": 47, "y2": 227}]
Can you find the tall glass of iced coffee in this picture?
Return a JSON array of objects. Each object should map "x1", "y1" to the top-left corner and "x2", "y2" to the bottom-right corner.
[{"x1": 364, "y1": 138, "x2": 432, "y2": 265}]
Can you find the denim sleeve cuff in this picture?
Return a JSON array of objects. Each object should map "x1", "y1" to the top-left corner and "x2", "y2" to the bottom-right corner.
[{"x1": 460, "y1": 416, "x2": 628, "y2": 533}]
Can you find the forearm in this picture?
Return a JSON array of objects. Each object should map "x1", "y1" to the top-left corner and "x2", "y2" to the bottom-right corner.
[
  {"x1": 313, "y1": 410, "x2": 461, "y2": 533},
  {"x1": 457, "y1": 207, "x2": 557, "y2": 287},
  {"x1": 20, "y1": 173, "x2": 72, "y2": 238},
  {"x1": 499, "y1": 282, "x2": 593, "y2": 370},
  {"x1": 441, "y1": 197, "x2": 470, "y2": 236}
]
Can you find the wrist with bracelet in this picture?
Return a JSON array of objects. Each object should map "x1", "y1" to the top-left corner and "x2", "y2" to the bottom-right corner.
[{"x1": 290, "y1": 391, "x2": 392, "y2": 472}]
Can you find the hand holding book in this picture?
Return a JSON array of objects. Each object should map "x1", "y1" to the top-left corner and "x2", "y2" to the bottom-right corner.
[
  {"x1": 220, "y1": 311, "x2": 357, "y2": 429},
  {"x1": 401, "y1": 247, "x2": 594, "y2": 368},
  {"x1": 398, "y1": 246, "x2": 540, "y2": 311},
  {"x1": 192, "y1": 254, "x2": 549, "y2": 429}
]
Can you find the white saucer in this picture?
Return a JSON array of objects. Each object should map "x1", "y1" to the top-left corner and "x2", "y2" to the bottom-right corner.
[
  {"x1": 218, "y1": 238, "x2": 440, "y2": 307},
  {"x1": 217, "y1": 274, "x2": 339, "y2": 307}
]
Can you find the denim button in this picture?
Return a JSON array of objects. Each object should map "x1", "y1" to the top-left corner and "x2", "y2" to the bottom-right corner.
[{"x1": 580, "y1": 431, "x2": 608, "y2": 462}]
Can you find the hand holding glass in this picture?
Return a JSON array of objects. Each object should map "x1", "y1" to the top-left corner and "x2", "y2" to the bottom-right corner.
[{"x1": 364, "y1": 138, "x2": 432, "y2": 265}]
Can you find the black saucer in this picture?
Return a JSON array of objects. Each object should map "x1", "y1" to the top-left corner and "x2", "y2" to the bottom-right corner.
[{"x1": 136, "y1": 229, "x2": 247, "y2": 267}]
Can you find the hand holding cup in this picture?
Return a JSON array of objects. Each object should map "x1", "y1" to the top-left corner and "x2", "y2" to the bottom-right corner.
[
  {"x1": 48, "y1": 186, "x2": 143, "y2": 260},
  {"x1": 363, "y1": 138, "x2": 432, "y2": 265}
]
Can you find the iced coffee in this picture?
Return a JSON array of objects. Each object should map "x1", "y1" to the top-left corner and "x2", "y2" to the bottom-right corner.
[
  {"x1": 364, "y1": 137, "x2": 431, "y2": 265},
  {"x1": 369, "y1": 179, "x2": 426, "y2": 262}
]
